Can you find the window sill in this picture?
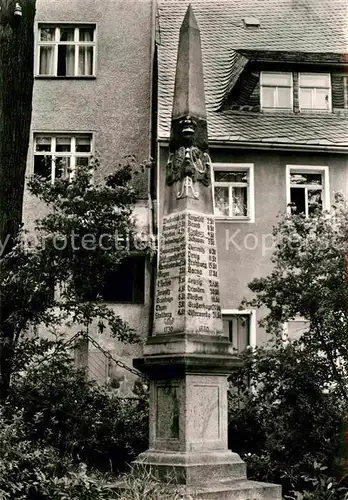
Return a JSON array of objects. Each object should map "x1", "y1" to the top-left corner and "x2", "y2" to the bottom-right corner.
[
  {"x1": 299, "y1": 108, "x2": 331, "y2": 113},
  {"x1": 214, "y1": 216, "x2": 254, "y2": 223},
  {"x1": 261, "y1": 108, "x2": 293, "y2": 113},
  {"x1": 255, "y1": 109, "x2": 337, "y2": 116},
  {"x1": 35, "y1": 75, "x2": 96, "y2": 80}
]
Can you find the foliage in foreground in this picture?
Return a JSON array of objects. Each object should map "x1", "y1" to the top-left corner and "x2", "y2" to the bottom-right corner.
[
  {"x1": 0, "y1": 410, "x2": 188, "y2": 500},
  {"x1": 228, "y1": 197, "x2": 348, "y2": 499},
  {"x1": 3, "y1": 192, "x2": 348, "y2": 498},
  {"x1": 228, "y1": 342, "x2": 347, "y2": 499},
  {"x1": 244, "y1": 195, "x2": 348, "y2": 401},
  {"x1": 7, "y1": 336, "x2": 149, "y2": 475},
  {"x1": 0, "y1": 409, "x2": 117, "y2": 500},
  {"x1": 0, "y1": 335, "x2": 151, "y2": 498},
  {"x1": 0, "y1": 156, "x2": 145, "y2": 399},
  {"x1": 0, "y1": 155, "x2": 153, "y2": 498},
  {"x1": 0, "y1": 346, "x2": 188, "y2": 498}
]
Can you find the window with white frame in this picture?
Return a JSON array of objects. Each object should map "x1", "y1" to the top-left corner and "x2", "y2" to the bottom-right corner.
[
  {"x1": 222, "y1": 310, "x2": 256, "y2": 352},
  {"x1": 260, "y1": 72, "x2": 293, "y2": 110},
  {"x1": 299, "y1": 73, "x2": 331, "y2": 111},
  {"x1": 286, "y1": 166, "x2": 330, "y2": 216},
  {"x1": 37, "y1": 24, "x2": 96, "y2": 77},
  {"x1": 213, "y1": 164, "x2": 254, "y2": 221},
  {"x1": 34, "y1": 134, "x2": 92, "y2": 181}
]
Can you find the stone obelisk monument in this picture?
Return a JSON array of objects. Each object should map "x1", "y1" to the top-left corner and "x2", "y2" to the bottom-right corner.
[{"x1": 134, "y1": 5, "x2": 281, "y2": 498}]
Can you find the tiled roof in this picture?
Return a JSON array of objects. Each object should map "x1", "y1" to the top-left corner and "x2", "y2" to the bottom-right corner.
[
  {"x1": 158, "y1": 0, "x2": 348, "y2": 148},
  {"x1": 208, "y1": 112, "x2": 348, "y2": 146}
]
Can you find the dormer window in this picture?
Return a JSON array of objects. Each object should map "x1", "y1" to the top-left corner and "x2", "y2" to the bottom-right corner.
[
  {"x1": 299, "y1": 73, "x2": 331, "y2": 111},
  {"x1": 260, "y1": 72, "x2": 293, "y2": 110}
]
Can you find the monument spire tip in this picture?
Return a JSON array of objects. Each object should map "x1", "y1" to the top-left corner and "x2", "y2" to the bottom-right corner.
[{"x1": 182, "y1": 3, "x2": 199, "y2": 30}]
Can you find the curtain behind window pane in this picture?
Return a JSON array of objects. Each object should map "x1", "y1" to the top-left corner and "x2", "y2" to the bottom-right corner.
[
  {"x1": 223, "y1": 315, "x2": 250, "y2": 351},
  {"x1": 76, "y1": 137, "x2": 91, "y2": 152},
  {"x1": 236, "y1": 316, "x2": 249, "y2": 351},
  {"x1": 78, "y1": 28, "x2": 93, "y2": 75},
  {"x1": 214, "y1": 187, "x2": 229, "y2": 216},
  {"x1": 277, "y1": 87, "x2": 292, "y2": 108},
  {"x1": 232, "y1": 187, "x2": 247, "y2": 216},
  {"x1": 300, "y1": 88, "x2": 313, "y2": 108},
  {"x1": 78, "y1": 46, "x2": 93, "y2": 75},
  {"x1": 262, "y1": 87, "x2": 275, "y2": 107},
  {"x1": 315, "y1": 88, "x2": 330, "y2": 109},
  {"x1": 39, "y1": 46, "x2": 54, "y2": 75},
  {"x1": 79, "y1": 28, "x2": 93, "y2": 42},
  {"x1": 55, "y1": 157, "x2": 71, "y2": 179}
]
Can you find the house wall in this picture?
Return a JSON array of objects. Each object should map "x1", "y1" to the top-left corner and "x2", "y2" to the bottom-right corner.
[
  {"x1": 159, "y1": 145, "x2": 348, "y2": 344},
  {"x1": 23, "y1": 0, "x2": 155, "y2": 359}
]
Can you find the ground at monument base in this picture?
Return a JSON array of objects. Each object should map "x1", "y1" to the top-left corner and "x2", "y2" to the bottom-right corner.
[{"x1": 114, "y1": 479, "x2": 282, "y2": 500}]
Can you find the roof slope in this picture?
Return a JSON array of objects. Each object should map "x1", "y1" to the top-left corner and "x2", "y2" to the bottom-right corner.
[{"x1": 158, "y1": 0, "x2": 348, "y2": 147}]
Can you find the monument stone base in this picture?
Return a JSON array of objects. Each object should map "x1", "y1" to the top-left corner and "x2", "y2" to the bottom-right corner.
[
  {"x1": 157, "y1": 481, "x2": 281, "y2": 500},
  {"x1": 128, "y1": 351, "x2": 282, "y2": 500},
  {"x1": 115, "y1": 471, "x2": 281, "y2": 500},
  {"x1": 132, "y1": 452, "x2": 282, "y2": 499},
  {"x1": 135, "y1": 449, "x2": 247, "y2": 484}
]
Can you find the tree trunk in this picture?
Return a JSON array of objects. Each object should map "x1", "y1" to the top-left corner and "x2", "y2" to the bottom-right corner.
[{"x1": 0, "y1": 0, "x2": 36, "y2": 399}]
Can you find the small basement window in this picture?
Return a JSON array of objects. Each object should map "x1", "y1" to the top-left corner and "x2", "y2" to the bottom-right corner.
[
  {"x1": 222, "y1": 310, "x2": 256, "y2": 352},
  {"x1": 223, "y1": 314, "x2": 250, "y2": 352}
]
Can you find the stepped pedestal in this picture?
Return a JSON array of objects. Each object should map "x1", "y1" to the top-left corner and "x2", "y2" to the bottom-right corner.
[{"x1": 133, "y1": 336, "x2": 280, "y2": 499}]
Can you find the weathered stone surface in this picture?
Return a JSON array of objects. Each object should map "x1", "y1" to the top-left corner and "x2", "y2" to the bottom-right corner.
[
  {"x1": 172, "y1": 5, "x2": 206, "y2": 122},
  {"x1": 154, "y1": 209, "x2": 223, "y2": 337},
  {"x1": 143, "y1": 375, "x2": 229, "y2": 453},
  {"x1": 170, "y1": 5, "x2": 208, "y2": 153},
  {"x1": 135, "y1": 449, "x2": 247, "y2": 484},
  {"x1": 161, "y1": 480, "x2": 282, "y2": 500},
  {"x1": 115, "y1": 478, "x2": 281, "y2": 500},
  {"x1": 132, "y1": 5, "x2": 281, "y2": 499}
]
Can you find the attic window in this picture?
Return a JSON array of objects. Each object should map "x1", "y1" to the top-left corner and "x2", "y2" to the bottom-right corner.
[
  {"x1": 299, "y1": 73, "x2": 331, "y2": 112},
  {"x1": 242, "y1": 17, "x2": 260, "y2": 28},
  {"x1": 260, "y1": 72, "x2": 293, "y2": 110}
]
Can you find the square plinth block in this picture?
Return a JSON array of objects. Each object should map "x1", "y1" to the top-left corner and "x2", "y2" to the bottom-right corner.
[
  {"x1": 147, "y1": 375, "x2": 229, "y2": 455},
  {"x1": 134, "y1": 375, "x2": 250, "y2": 487}
]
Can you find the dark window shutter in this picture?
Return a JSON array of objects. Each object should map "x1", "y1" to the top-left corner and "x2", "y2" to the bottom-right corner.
[{"x1": 331, "y1": 74, "x2": 345, "y2": 108}]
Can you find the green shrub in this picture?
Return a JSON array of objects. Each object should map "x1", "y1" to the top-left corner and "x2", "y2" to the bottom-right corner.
[
  {"x1": 228, "y1": 342, "x2": 345, "y2": 497},
  {"x1": 8, "y1": 336, "x2": 149, "y2": 474},
  {"x1": 0, "y1": 408, "x2": 119, "y2": 500},
  {"x1": 0, "y1": 402, "x2": 189, "y2": 500}
]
